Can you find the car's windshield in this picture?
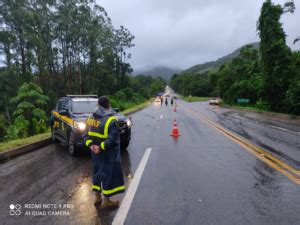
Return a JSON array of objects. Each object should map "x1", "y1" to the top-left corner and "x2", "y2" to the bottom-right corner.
[{"x1": 72, "y1": 101, "x2": 98, "y2": 114}]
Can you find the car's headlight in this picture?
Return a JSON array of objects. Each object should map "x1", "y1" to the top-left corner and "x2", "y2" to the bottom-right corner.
[
  {"x1": 77, "y1": 122, "x2": 86, "y2": 131},
  {"x1": 125, "y1": 119, "x2": 132, "y2": 128}
]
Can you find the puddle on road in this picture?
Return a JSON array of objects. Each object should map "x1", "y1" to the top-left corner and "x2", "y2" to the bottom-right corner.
[{"x1": 67, "y1": 149, "x2": 133, "y2": 225}]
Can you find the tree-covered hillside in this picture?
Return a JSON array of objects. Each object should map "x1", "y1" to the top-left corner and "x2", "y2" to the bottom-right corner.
[{"x1": 183, "y1": 42, "x2": 259, "y2": 75}]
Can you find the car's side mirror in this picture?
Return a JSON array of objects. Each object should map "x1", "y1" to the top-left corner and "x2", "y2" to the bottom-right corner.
[
  {"x1": 114, "y1": 108, "x2": 120, "y2": 113},
  {"x1": 59, "y1": 109, "x2": 68, "y2": 116}
]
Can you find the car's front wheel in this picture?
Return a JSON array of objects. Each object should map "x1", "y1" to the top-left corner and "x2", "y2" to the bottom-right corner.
[{"x1": 68, "y1": 132, "x2": 79, "y2": 157}]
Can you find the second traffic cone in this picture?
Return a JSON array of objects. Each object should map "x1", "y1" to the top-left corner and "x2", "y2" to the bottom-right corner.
[
  {"x1": 170, "y1": 119, "x2": 180, "y2": 137},
  {"x1": 173, "y1": 119, "x2": 177, "y2": 126}
]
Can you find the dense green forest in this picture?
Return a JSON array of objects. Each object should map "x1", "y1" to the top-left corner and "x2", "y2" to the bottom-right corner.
[
  {"x1": 0, "y1": 0, "x2": 166, "y2": 141},
  {"x1": 171, "y1": 0, "x2": 300, "y2": 115}
]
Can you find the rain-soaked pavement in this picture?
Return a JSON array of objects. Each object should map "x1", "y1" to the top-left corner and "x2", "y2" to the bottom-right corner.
[{"x1": 0, "y1": 97, "x2": 299, "y2": 225}]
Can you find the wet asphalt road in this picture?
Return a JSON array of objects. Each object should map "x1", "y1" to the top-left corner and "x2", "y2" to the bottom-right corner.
[{"x1": 1, "y1": 99, "x2": 300, "y2": 225}]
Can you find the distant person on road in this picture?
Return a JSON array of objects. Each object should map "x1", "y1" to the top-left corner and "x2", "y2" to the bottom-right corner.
[
  {"x1": 165, "y1": 97, "x2": 168, "y2": 106},
  {"x1": 84, "y1": 96, "x2": 124, "y2": 210},
  {"x1": 160, "y1": 97, "x2": 163, "y2": 106},
  {"x1": 171, "y1": 97, "x2": 174, "y2": 106}
]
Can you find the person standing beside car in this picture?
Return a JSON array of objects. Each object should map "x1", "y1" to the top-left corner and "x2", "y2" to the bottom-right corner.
[{"x1": 84, "y1": 96, "x2": 125, "y2": 210}]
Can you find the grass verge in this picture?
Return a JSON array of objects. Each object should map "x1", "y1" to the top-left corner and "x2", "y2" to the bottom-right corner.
[
  {"x1": 182, "y1": 96, "x2": 211, "y2": 102},
  {"x1": 222, "y1": 104, "x2": 267, "y2": 113},
  {"x1": 122, "y1": 98, "x2": 154, "y2": 115},
  {"x1": 0, "y1": 132, "x2": 51, "y2": 153},
  {"x1": 222, "y1": 104, "x2": 299, "y2": 119}
]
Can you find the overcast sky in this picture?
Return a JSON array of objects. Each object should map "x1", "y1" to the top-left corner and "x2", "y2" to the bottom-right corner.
[{"x1": 97, "y1": 0, "x2": 300, "y2": 70}]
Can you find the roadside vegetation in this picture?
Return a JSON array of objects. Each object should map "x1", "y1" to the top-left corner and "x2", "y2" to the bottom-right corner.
[
  {"x1": 0, "y1": 0, "x2": 166, "y2": 143},
  {"x1": 110, "y1": 76, "x2": 166, "y2": 111},
  {"x1": 181, "y1": 96, "x2": 211, "y2": 102},
  {"x1": 0, "y1": 133, "x2": 51, "y2": 153},
  {"x1": 171, "y1": 0, "x2": 300, "y2": 115},
  {"x1": 221, "y1": 104, "x2": 299, "y2": 119},
  {"x1": 122, "y1": 98, "x2": 154, "y2": 115}
]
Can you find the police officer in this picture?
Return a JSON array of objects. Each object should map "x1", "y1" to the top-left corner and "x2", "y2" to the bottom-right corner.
[{"x1": 84, "y1": 96, "x2": 125, "y2": 210}]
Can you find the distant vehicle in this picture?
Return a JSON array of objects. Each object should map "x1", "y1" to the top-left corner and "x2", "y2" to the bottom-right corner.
[
  {"x1": 50, "y1": 95, "x2": 132, "y2": 156},
  {"x1": 209, "y1": 98, "x2": 222, "y2": 105},
  {"x1": 157, "y1": 92, "x2": 164, "y2": 96},
  {"x1": 155, "y1": 97, "x2": 161, "y2": 102}
]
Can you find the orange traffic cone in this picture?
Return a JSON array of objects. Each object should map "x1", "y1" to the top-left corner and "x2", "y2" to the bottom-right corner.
[
  {"x1": 173, "y1": 105, "x2": 177, "y2": 112},
  {"x1": 170, "y1": 119, "x2": 180, "y2": 137}
]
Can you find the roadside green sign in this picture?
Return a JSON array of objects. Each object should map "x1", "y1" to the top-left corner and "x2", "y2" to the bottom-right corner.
[{"x1": 237, "y1": 98, "x2": 250, "y2": 104}]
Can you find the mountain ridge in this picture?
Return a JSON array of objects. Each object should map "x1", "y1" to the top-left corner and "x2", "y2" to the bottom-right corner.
[
  {"x1": 182, "y1": 42, "x2": 260, "y2": 74},
  {"x1": 131, "y1": 42, "x2": 259, "y2": 81}
]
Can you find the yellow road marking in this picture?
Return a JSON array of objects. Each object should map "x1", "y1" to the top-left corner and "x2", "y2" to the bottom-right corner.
[
  {"x1": 184, "y1": 106, "x2": 300, "y2": 185},
  {"x1": 201, "y1": 115, "x2": 300, "y2": 176}
]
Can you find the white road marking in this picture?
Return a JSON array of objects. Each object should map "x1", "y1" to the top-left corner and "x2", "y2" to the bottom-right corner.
[
  {"x1": 160, "y1": 114, "x2": 163, "y2": 120},
  {"x1": 112, "y1": 148, "x2": 152, "y2": 225},
  {"x1": 268, "y1": 124, "x2": 289, "y2": 132},
  {"x1": 268, "y1": 124, "x2": 300, "y2": 136}
]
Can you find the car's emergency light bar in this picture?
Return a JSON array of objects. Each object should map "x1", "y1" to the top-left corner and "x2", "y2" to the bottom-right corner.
[{"x1": 66, "y1": 95, "x2": 98, "y2": 98}]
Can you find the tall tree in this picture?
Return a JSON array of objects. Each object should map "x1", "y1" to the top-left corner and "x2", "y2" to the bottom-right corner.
[
  {"x1": 9, "y1": 82, "x2": 49, "y2": 138},
  {"x1": 257, "y1": 0, "x2": 295, "y2": 111},
  {"x1": 113, "y1": 26, "x2": 135, "y2": 89},
  {"x1": 0, "y1": 0, "x2": 33, "y2": 81},
  {"x1": 26, "y1": 0, "x2": 56, "y2": 89}
]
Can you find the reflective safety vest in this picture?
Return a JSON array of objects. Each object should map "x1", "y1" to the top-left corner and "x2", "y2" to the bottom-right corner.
[
  {"x1": 85, "y1": 115, "x2": 118, "y2": 150},
  {"x1": 84, "y1": 113, "x2": 125, "y2": 197}
]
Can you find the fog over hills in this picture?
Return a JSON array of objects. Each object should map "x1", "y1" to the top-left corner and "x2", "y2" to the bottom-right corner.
[
  {"x1": 133, "y1": 66, "x2": 182, "y2": 81},
  {"x1": 132, "y1": 42, "x2": 259, "y2": 81}
]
